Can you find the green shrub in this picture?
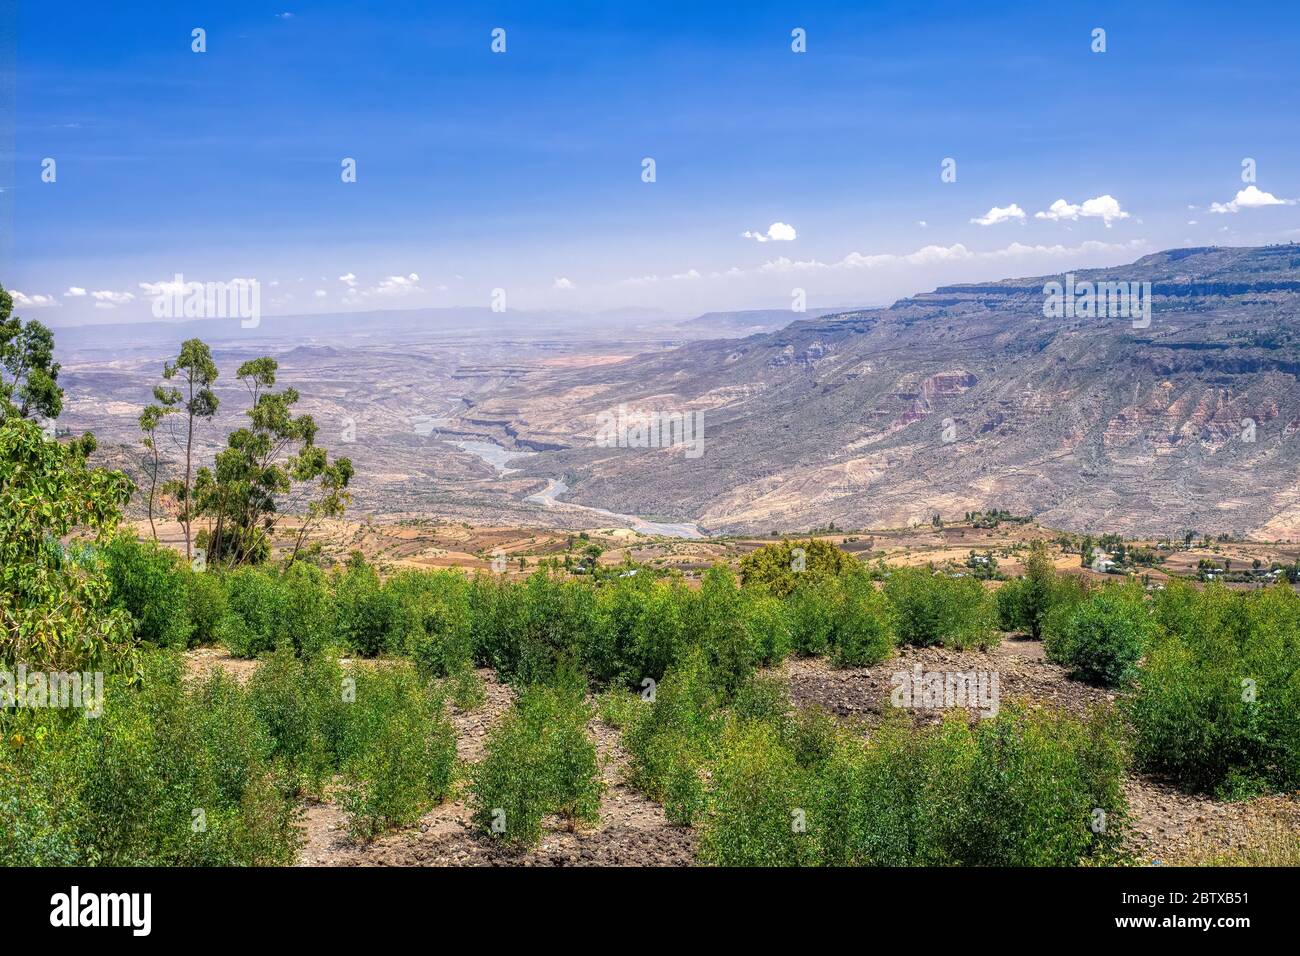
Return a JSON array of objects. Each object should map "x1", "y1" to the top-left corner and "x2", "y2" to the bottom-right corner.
[
  {"x1": 247, "y1": 647, "x2": 349, "y2": 793},
  {"x1": 829, "y1": 576, "x2": 895, "y2": 666},
  {"x1": 595, "y1": 686, "x2": 648, "y2": 729},
  {"x1": 1128, "y1": 582, "x2": 1300, "y2": 797},
  {"x1": 471, "y1": 571, "x2": 599, "y2": 685},
  {"x1": 185, "y1": 568, "x2": 227, "y2": 647},
  {"x1": 995, "y1": 577, "x2": 1028, "y2": 631},
  {"x1": 786, "y1": 579, "x2": 837, "y2": 656},
  {"x1": 626, "y1": 642, "x2": 722, "y2": 806},
  {"x1": 733, "y1": 673, "x2": 791, "y2": 725},
  {"x1": 697, "y1": 718, "x2": 814, "y2": 866},
  {"x1": 218, "y1": 567, "x2": 288, "y2": 658},
  {"x1": 1045, "y1": 584, "x2": 1152, "y2": 687},
  {"x1": 405, "y1": 591, "x2": 474, "y2": 680},
  {"x1": 338, "y1": 663, "x2": 457, "y2": 838},
  {"x1": 101, "y1": 533, "x2": 195, "y2": 648},
  {"x1": 470, "y1": 681, "x2": 602, "y2": 847},
  {"x1": 884, "y1": 566, "x2": 997, "y2": 650},
  {"x1": 701, "y1": 703, "x2": 1128, "y2": 867},
  {"x1": 951, "y1": 704, "x2": 1128, "y2": 866},
  {"x1": 278, "y1": 562, "x2": 334, "y2": 657},
  {"x1": 447, "y1": 667, "x2": 487, "y2": 712},
  {"x1": 739, "y1": 538, "x2": 856, "y2": 598},
  {"x1": 333, "y1": 561, "x2": 401, "y2": 657},
  {"x1": 743, "y1": 594, "x2": 794, "y2": 666},
  {"x1": 1, "y1": 653, "x2": 300, "y2": 866}
]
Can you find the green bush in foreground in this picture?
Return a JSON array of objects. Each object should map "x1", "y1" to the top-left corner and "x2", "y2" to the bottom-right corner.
[
  {"x1": 1045, "y1": 583, "x2": 1152, "y2": 687},
  {"x1": 884, "y1": 566, "x2": 997, "y2": 650},
  {"x1": 101, "y1": 533, "x2": 196, "y2": 649},
  {"x1": 338, "y1": 663, "x2": 457, "y2": 838},
  {"x1": 470, "y1": 679, "x2": 602, "y2": 848},
  {"x1": 1128, "y1": 582, "x2": 1300, "y2": 797},
  {"x1": 697, "y1": 703, "x2": 1128, "y2": 867},
  {"x1": 0, "y1": 653, "x2": 299, "y2": 866},
  {"x1": 625, "y1": 648, "x2": 721, "y2": 826}
]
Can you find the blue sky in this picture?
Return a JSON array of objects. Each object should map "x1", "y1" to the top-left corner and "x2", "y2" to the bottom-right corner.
[{"x1": 4, "y1": 0, "x2": 1300, "y2": 324}]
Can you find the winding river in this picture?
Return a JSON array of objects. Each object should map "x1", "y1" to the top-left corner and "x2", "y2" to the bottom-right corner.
[{"x1": 455, "y1": 440, "x2": 705, "y2": 539}]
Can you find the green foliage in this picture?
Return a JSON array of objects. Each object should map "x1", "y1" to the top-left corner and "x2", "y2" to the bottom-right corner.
[
  {"x1": 101, "y1": 533, "x2": 195, "y2": 649},
  {"x1": 247, "y1": 647, "x2": 349, "y2": 794},
  {"x1": 332, "y1": 560, "x2": 400, "y2": 658},
  {"x1": 625, "y1": 648, "x2": 720, "y2": 824},
  {"x1": 338, "y1": 663, "x2": 457, "y2": 838},
  {"x1": 828, "y1": 575, "x2": 896, "y2": 667},
  {"x1": 0, "y1": 407, "x2": 136, "y2": 672},
  {"x1": 1128, "y1": 582, "x2": 1300, "y2": 797},
  {"x1": 219, "y1": 566, "x2": 289, "y2": 658},
  {"x1": 471, "y1": 681, "x2": 602, "y2": 847},
  {"x1": 185, "y1": 568, "x2": 228, "y2": 647},
  {"x1": 739, "y1": 538, "x2": 856, "y2": 598},
  {"x1": 699, "y1": 703, "x2": 1128, "y2": 867},
  {"x1": 388, "y1": 569, "x2": 475, "y2": 679},
  {"x1": 0, "y1": 653, "x2": 299, "y2": 866},
  {"x1": 1045, "y1": 584, "x2": 1152, "y2": 687},
  {"x1": 698, "y1": 718, "x2": 815, "y2": 866},
  {"x1": 785, "y1": 578, "x2": 837, "y2": 656},
  {"x1": 884, "y1": 566, "x2": 997, "y2": 650},
  {"x1": 595, "y1": 686, "x2": 648, "y2": 729},
  {"x1": 0, "y1": 284, "x2": 63, "y2": 420}
]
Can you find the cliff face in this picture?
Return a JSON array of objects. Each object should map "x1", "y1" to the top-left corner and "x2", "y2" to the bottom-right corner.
[{"x1": 460, "y1": 245, "x2": 1300, "y2": 538}]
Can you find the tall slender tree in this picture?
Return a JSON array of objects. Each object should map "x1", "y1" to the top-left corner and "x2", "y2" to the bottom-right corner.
[
  {"x1": 138, "y1": 384, "x2": 180, "y2": 542},
  {"x1": 161, "y1": 339, "x2": 219, "y2": 560}
]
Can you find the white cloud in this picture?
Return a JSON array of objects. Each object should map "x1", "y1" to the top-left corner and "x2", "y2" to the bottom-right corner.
[
  {"x1": 1208, "y1": 185, "x2": 1295, "y2": 214},
  {"x1": 314, "y1": 289, "x2": 327, "y2": 299},
  {"x1": 742, "y1": 221, "x2": 797, "y2": 242},
  {"x1": 63, "y1": 286, "x2": 87, "y2": 297},
  {"x1": 1034, "y1": 194, "x2": 1130, "y2": 227},
  {"x1": 338, "y1": 272, "x2": 357, "y2": 287},
  {"x1": 372, "y1": 273, "x2": 420, "y2": 296},
  {"x1": 970, "y1": 203, "x2": 1026, "y2": 226},
  {"x1": 553, "y1": 276, "x2": 575, "y2": 290},
  {"x1": 10, "y1": 290, "x2": 60, "y2": 307},
  {"x1": 760, "y1": 239, "x2": 1145, "y2": 274},
  {"x1": 91, "y1": 290, "x2": 135, "y2": 305}
]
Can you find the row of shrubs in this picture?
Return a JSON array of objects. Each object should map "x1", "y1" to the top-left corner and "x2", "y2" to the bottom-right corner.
[
  {"x1": 614, "y1": 651, "x2": 1128, "y2": 866},
  {"x1": 0, "y1": 650, "x2": 457, "y2": 864},
  {"x1": 100, "y1": 534, "x2": 1001, "y2": 685}
]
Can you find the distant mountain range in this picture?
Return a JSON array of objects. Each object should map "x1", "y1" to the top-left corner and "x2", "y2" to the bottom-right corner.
[{"x1": 457, "y1": 245, "x2": 1300, "y2": 539}]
